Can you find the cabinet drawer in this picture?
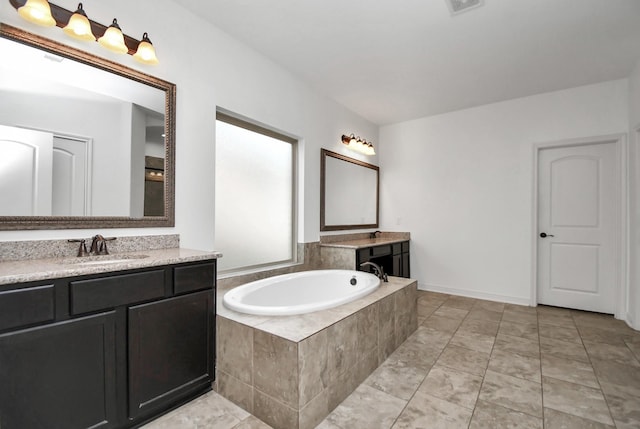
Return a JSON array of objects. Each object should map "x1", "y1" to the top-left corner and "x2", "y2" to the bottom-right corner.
[
  {"x1": 0, "y1": 285, "x2": 54, "y2": 331},
  {"x1": 371, "y1": 245, "x2": 391, "y2": 257},
  {"x1": 70, "y1": 270, "x2": 165, "y2": 315},
  {"x1": 174, "y1": 262, "x2": 215, "y2": 294}
]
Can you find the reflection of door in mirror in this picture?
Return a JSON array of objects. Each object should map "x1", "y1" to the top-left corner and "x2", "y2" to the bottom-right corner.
[{"x1": 0, "y1": 125, "x2": 91, "y2": 216}]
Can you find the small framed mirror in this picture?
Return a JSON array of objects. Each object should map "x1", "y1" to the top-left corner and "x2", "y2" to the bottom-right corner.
[
  {"x1": 320, "y1": 149, "x2": 379, "y2": 231},
  {"x1": 0, "y1": 24, "x2": 175, "y2": 230}
]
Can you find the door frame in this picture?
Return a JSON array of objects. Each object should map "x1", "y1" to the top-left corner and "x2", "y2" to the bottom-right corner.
[{"x1": 530, "y1": 133, "x2": 628, "y2": 319}]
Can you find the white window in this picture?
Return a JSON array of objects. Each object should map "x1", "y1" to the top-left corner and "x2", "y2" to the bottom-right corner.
[{"x1": 215, "y1": 112, "x2": 297, "y2": 273}]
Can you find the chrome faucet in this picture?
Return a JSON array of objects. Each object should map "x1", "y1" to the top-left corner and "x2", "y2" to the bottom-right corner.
[{"x1": 360, "y1": 261, "x2": 388, "y2": 282}]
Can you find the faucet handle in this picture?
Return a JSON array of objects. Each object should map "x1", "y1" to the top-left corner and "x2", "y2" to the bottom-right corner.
[{"x1": 68, "y1": 239, "x2": 89, "y2": 257}]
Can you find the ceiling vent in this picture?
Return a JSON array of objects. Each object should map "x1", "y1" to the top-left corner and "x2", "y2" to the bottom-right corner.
[{"x1": 446, "y1": 0, "x2": 484, "y2": 15}]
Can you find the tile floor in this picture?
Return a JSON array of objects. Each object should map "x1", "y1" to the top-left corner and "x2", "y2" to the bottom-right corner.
[{"x1": 143, "y1": 291, "x2": 640, "y2": 429}]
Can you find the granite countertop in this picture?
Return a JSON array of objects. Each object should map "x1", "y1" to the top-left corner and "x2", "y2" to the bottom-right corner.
[
  {"x1": 0, "y1": 248, "x2": 222, "y2": 286},
  {"x1": 320, "y1": 237, "x2": 409, "y2": 249}
]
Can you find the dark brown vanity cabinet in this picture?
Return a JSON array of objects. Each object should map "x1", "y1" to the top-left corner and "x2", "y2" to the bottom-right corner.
[
  {"x1": 357, "y1": 241, "x2": 410, "y2": 278},
  {"x1": 0, "y1": 260, "x2": 216, "y2": 429}
]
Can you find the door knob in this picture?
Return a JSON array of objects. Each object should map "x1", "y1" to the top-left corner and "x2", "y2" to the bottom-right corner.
[{"x1": 539, "y1": 232, "x2": 554, "y2": 238}]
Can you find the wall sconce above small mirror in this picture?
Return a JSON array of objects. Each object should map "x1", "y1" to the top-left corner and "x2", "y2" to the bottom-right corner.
[
  {"x1": 320, "y1": 149, "x2": 379, "y2": 231},
  {"x1": 0, "y1": 24, "x2": 175, "y2": 230}
]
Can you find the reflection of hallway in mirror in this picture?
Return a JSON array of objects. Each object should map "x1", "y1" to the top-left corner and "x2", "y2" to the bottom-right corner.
[{"x1": 144, "y1": 156, "x2": 164, "y2": 216}]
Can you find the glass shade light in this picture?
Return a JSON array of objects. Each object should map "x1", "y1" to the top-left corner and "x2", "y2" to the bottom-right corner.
[
  {"x1": 98, "y1": 18, "x2": 128, "y2": 54},
  {"x1": 18, "y1": 0, "x2": 56, "y2": 27},
  {"x1": 341, "y1": 133, "x2": 375, "y2": 156},
  {"x1": 63, "y1": 3, "x2": 95, "y2": 41},
  {"x1": 133, "y1": 32, "x2": 159, "y2": 65}
]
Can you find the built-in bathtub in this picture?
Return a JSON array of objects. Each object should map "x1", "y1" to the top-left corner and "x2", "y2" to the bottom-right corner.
[
  {"x1": 215, "y1": 274, "x2": 418, "y2": 429},
  {"x1": 223, "y1": 270, "x2": 380, "y2": 316}
]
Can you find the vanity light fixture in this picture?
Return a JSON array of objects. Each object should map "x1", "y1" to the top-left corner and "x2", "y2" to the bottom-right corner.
[
  {"x1": 98, "y1": 19, "x2": 128, "y2": 54},
  {"x1": 10, "y1": 0, "x2": 159, "y2": 64},
  {"x1": 62, "y1": 3, "x2": 95, "y2": 41},
  {"x1": 341, "y1": 134, "x2": 376, "y2": 156},
  {"x1": 17, "y1": 0, "x2": 55, "y2": 27},
  {"x1": 133, "y1": 32, "x2": 159, "y2": 65}
]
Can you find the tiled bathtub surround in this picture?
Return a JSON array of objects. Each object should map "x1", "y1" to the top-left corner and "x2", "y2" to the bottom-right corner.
[
  {"x1": 215, "y1": 277, "x2": 418, "y2": 429},
  {"x1": 0, "y1": 234, "x2": 180, "y2": 261}
]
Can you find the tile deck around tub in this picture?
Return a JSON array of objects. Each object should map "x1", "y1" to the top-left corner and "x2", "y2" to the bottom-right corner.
[
  {"x1": 216, "y1": 276, "x2": 416, "y2": 343},
  {"x1": 143, "y1": 291, "x2": 640, "y2": 429}
]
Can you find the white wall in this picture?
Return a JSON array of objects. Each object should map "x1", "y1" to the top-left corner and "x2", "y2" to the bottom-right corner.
[
  {"x1": 628, "y1": 59, "x2": 640, "y2": 328},
  {"x1": 0, "y1": 0, "x2": 377, "y2": 247},
  {"x1": 379, "y1": 80, "x2": 629, "y2": 305}
]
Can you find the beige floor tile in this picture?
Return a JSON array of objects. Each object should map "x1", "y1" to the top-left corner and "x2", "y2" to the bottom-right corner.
[
  {"x1": 421, "y1": 314, "x2": 462, "y2": 334},
  {"x1": 537, "y1": 306, "x2": 573, "y2": 317},
  {"x1": 478, "y1": 370, "x2": 542, "y2": 418},
  {"x1": 417, "y1": 301, "x2": 439, "y2": 319},
  {"x1": 142, "y1": 391, "x2": 249, "y2": 429},
  {"x1": 538, "y1": 324, "x2": 581, "y2": 344},
  {"x1": 449, "y1": 329, "x2": 496, "y2": 354},
  {"x1": 408, "y1": 326, "x2": 454, "y2": 350},
  {"x1": 437, "y1": 344, "x2": 490, "y2": 376},
  {"x1": 542, "y1": 376, "x2": 614, "y2": 426},
  {"x1": 501, "y1": 310, "x2": 538, "y2": 325},
  {"x1": 599, "y1": 381, "x2": 640, "y2": 429},
  {"x1": 472, "y1": 299, "x2": 505, "y2": 313},
  {"x1": 231, "y1": 416, "x2": 273, "y2": 429},
  {"x1": 626, "y1": 339, "x2": 640, "y2": 360},
  {"x1": 386, "y1": 338, "x2": 440, "y2": 372},
  {"x1": 539, "y1": 336, "x2": 589, "y2": 362},
  {"x1": 391, "y1": 390, "x2": 473, "y2": 429},
  {"x1": 442, "y1": 295, "x2": 477, "y2": 311},
  {"x1": 418, "y1": 365, "x2": 483, "y2": 409},
  {"x1": 318, "y1": 384, "x2": 406, "y2": 429},
  {"x1": 458, "y1": 318, "x2": 500, "y2": 336},
  {"x1": 572, "y1": 312, "x2": 634, "y2": 332},
  {"x1": 417, "y1": 293, "x2": 448, "y2": 310},
  {"x1": 537, "y1": 313, "x2": 575, "y2": 328},
  {"x1": 466, "y1": 308, "x2": 503, "y2": 322},
  {"x1": 493, "y1": 333, "x2": 540, "y2": 358},
  {"x1": 578, "y1": 325, "x2": 632, "y2": 347},
  {"x1": 590, "y1": 358, "x2": 640, "y2": 391},
  {"x1": 433, "y1": 306, "x2": 469, "y2": 320},
  {"x1": 469, "y1": 400, "x2": 542, "y2": 429},
  {"x1": 488, "y1": 349, "x2": 541, "y2": 382},
  {"x1": 541, "y1": 355, "x2": 599, "y2": 388},
  {"x1": 543, "y1": 408, "x2": 615, "y2": 429},
  {"x1": 584, "y1": 341, "x2": 640, "y2": 367},
  {"x1": 497, "y1": 320, "x2": 539, "y2": 341},
  {"x1": 364, "y1": 358, "x2": 429, "y2": 400}
]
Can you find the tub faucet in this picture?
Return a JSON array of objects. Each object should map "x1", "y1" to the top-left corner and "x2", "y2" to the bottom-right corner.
[{"x1": 360, "y1": 261, "x2": 388, "y2": 282}]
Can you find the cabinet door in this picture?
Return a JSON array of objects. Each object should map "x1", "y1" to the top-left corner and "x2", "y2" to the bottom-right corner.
[
  {"x1": 128, "y1": 290, "x2": 214, "y2": 419},
  {"x1": 0, "y1": 312, "x2": 118, "y2": 429},
  {"x1": 392, "y1": 254, "x2": 402, "y2": 277},
  {"x1": 402, "y1": 252, "x2": 410, "y2": 278}
]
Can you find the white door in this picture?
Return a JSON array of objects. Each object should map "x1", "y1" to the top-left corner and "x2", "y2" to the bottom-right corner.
[
  {"x1": 52, "y1": 136, "x2": 89, "y2": 216},
  {"x1": 0, "y1": 125, "x2": 53, "y2": 216},
  {"x1": 537, "y1": 141, "x2": 618, "y2": 313}
]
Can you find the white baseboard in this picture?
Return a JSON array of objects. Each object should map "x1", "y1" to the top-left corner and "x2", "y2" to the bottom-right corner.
[{"x1": 418, "y1": 282, "x2": 531, "y2": 307}]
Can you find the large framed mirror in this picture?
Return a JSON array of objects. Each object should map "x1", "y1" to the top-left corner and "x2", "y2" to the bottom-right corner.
[
  {"x1": 0, "y1": 24, "x2": 175, "y2": 230},
  {"x1": 320, "y1": 149, "x2": 379, "y2": 231}
]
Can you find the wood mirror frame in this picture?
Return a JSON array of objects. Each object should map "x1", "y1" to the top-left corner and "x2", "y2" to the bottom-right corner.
[
  {"x1": 0, "y1": 23, "x2": 175, "y2": 230},
  {"x1": 320, "y1": 149, "x2": 379, "y2": 231}
]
